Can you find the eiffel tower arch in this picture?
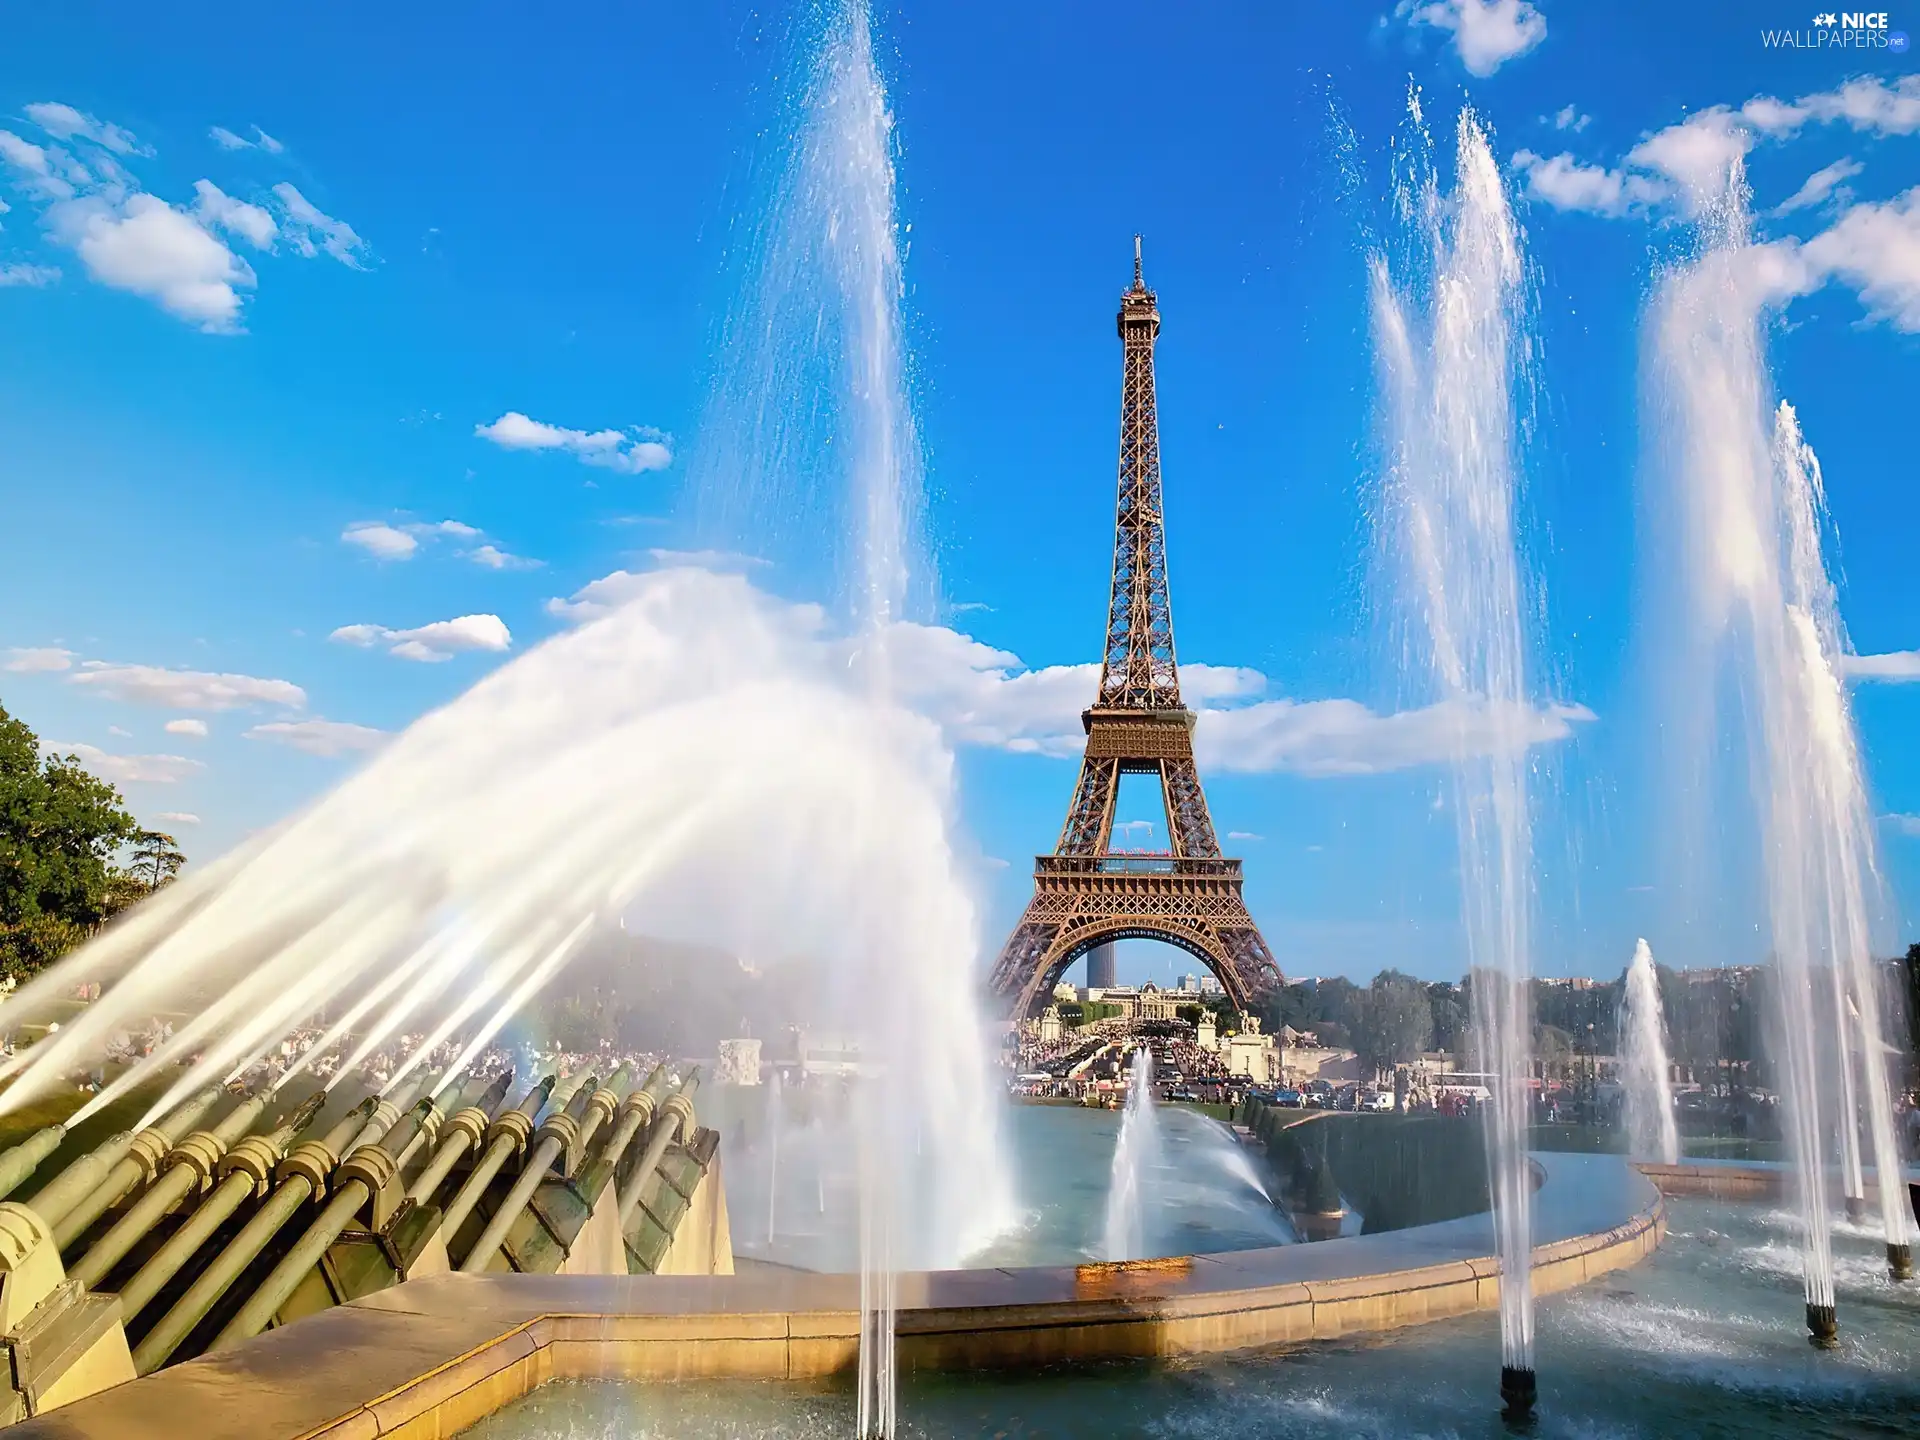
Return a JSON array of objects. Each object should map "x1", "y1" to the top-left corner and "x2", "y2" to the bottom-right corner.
[{"x1": 989, "y1": 241, "x2": 1282, "y2": 1018}]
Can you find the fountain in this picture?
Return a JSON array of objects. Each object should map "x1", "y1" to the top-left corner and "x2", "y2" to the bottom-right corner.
[
  {"x1": 1646, "y1": 156, "x2": 1918, "y2": 1334},
  {"x1": 1619, "y1": 940, "x2": 1680, "y2": 1165},
  {"x1": 765, "y1": 1068, "x2": 784, "y2": 1249},
  {"x1": 1370, "y1": 96, "x2": 1543, "y2": 1422},
  {"x1": 1100, "y1": 1047, "x2": 1162, "y2": 1263}
]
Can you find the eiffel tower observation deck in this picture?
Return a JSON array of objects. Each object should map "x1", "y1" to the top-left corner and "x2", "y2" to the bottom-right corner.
[{"x1": 987, "y1": 240, "x2": 1282, "y2": 1017}]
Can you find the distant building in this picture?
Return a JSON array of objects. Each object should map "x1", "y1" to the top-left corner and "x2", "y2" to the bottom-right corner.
[
  {"x1": 1052, "y1": 980, "x2": 1078, "y2": 1002},
  {"x1": 1087, "y1": 942, "x2": 1117, "y2": 989},
  {"x1": 717, "y1": 1038, "x2": 762, "y2": 1086},
  {"x1": 1136, "y1": 983, "x2": 1181, "y2": 1021},
  {"x1": 1177, "y1": 973, "x2": 1200, "y2": 994}
]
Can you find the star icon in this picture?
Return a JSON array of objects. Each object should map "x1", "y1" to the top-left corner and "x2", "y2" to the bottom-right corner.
[{"x1": 1813, "y1": 11, "x2": 1837, "y2": 23}]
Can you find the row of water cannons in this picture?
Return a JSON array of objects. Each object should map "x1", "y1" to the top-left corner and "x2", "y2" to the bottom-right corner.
[{"x1": 0, "y1": 1059, "x2": 703, "y2": 1401}]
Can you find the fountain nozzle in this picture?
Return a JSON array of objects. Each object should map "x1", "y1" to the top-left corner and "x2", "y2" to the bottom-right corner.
[
  {"x1": 1499, "y1": 1365, "x2": 1536, "y2": 1427},
  {"x1": 1806, "y1": 1302, "x2": 1838, "y2": 1349},
  {"x1": 1888, "y1": 1244, "x2": 1913, "y2": 1282}
]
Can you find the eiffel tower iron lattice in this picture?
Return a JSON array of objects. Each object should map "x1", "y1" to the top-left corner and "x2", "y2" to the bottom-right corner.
[{"x1": 988, "y1": 241, "x2": 1281, "y2": 1017}]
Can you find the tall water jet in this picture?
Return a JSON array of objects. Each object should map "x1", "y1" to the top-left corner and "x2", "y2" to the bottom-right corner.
[
  {"x1": 1370, "y1": 99, "x2": 1541, "y2": 1422},
  {"x1": 691, "y1": 3, "x2": 1008, "y2": 1431},
  {"x1": 1102, "y1": 1047, "x2": 1162, "y2": 1262},
  {"x1": 765, "y1": 1067, "x2": 784, "y2": 1248},
  {"x1": 1646, "y1": 154, "x2": 1916, "y2": 1334},
  {"x1": 1618, "y1": 940, "x2": 1679, "y2": 1164}
]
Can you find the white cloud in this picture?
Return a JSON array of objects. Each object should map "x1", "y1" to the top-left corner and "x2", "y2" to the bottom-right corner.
[
  {"x1": 68, "y1": 662, "x2": 305, "y2": 711},
  {"x1": 468, "y1": 543, "x2": 542, "y2": 571},
  {"x1": 1550, "y1": 105, "x2": 1591, "y2": 133},
  {"x1": 1624, "y1": 109, "x2": 1753, "y2": 207},
  {"x1": 44, "y1": 740, "x2": 201, "y2": 784},
  {"x1": 0, "y1": 263, "x2": 59, "y2": 287},
  {"x1": 1407, "y1": 0, "x2": 1547, "y2": 77},
  {"x1": 245, "y1": 718, "x2": 387, "y2": 757},
  {"x1": 342, "y1": 518, "x2": 503, "y2": 564},
  {"x1": 1770, "y1": 157, "x2": 1862, "y2": 217},
  {"x1": 646, "y1": 548, "x2": 766, "y2": 569},
  {"x1": 1523, "y1": 77, "x2": 1920, "y2": 223},
  {"x1": 1741, "y1": 74, "x2": 1920, "y2": 140},
  {"x1": 1755, "y1": 188, "x2": 1920, "y2": 332},
  {"x1": 0, "y1": 128, "x2": 69, "y2": 201},
  {"x1": 1512, "y1": 149, "x2": 1665, "y2": 217},
  {"x1": 0, "y1": 129, "x2": 52, "y2": 175},
  {"x1": 209, "y1": 125, "x2": 284, "y2": 155},
  {"x1": 330, "y1": 614, "x2": 512, "y2": 663},
  {"x1": 153, "y1": 811, "x2": 200, "y2": 826},
  {"x1": 1844, "y1": 649, "x2": 1920, "y2": 682},
  {"x1": 164, "y1": 718, "x2": 209, "y2": 738},
  {"x1": 1227, "y1": 831, "x2": 1265, "y2": 842},
  {"x1": 543, "y1": 567, "x2": 1595, "y2": 777},
  {"x1": 191, "y1": 179, "x2": 277, "y2": 250},
  {"x1": 107, "y1": 725, "x2": 130, "y2": 737},
  {"x1": 1, "y1": 108, "x2": 358, "y2": 329},
  {"x1": 270, "y1": 183, "x2": 368, "y2": 267},
  {"x1": 24, "y1": 102, "x2": 147, "y2": 156},
  {"x1": 341, "y1": 521, "x2": 418, "y2": 559},
  {"x1": 54, "y1": 192, "x2": 257, "y2": 331},
  {"x1": 1197, "y1": 697, "x2": 1595, "y2": 777},
  {"x1": 476, "y1": 411, "x2": 674, "y2": 474},
  {"x1": 1879, "y1": 813, "x2": 1920, "y2": 838},
  {"x1": 4, "y1": 646, "x2": 74, "y2": 672}
]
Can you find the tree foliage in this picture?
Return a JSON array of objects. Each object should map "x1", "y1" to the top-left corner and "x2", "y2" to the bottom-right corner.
[{"x1": 0, "y1": 699, "x2": 151, "y2": 979}]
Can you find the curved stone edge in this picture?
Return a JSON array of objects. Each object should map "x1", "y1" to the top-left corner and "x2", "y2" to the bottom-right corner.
[{"x1": 7, "y1": 1166, "x2": 1664, "y2": 1440}]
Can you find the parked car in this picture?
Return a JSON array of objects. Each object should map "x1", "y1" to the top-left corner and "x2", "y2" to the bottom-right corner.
[
  {"x1": 1272, "y1": 1089, "x2": 1305, "y2": 1108},
  {"x1": 1361, "y1": 1089, "x2": 1394, "y2": 1112}
]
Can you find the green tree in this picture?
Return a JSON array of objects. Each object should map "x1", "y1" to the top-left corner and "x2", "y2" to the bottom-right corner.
[
  {"x1": 0, "y1": 700, "x2": 141, "y2": 978},
  {"x1": 1354, "y1": 970, "x2": 1434, "y2": 1077},
  {"x1": 128, "y1": 829, "x2": 186, "y2": 892}
]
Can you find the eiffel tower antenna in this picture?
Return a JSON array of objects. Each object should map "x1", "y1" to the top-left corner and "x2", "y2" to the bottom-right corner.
[{"x1": 988, "y1": 243, "x2": 1280, "y2": 1016}]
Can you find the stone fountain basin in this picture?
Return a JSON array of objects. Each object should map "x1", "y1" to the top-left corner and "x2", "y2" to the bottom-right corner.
[{"x1": 12, "y1": 1152, "x2": 1662, "y2": 1440}]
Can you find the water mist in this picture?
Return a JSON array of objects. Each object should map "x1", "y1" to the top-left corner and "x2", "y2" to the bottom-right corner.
[
  {"x1": 1646, "y1": 160, "x2": 1916, "y2": 1332},
  {"x1": 1102, "y1": 1047, "x2": 1162, "y2": 1263},
  {"x1": 1370, "y1": 99, "x2": 1542, "y2": 1421},
  {"x1": 1619, "y1": 940, "x2": 1679, "y2": 1165}
]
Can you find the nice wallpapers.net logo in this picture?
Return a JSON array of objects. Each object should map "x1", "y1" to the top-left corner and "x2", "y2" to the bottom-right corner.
[{"x1": 1763, "y1": 10, "x2": 1911, "y2": 49}]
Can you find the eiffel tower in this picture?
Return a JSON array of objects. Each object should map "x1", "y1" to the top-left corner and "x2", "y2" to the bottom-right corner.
[{"x1": 989, "y1": 240, "x2": 1281, "y2": 1017}]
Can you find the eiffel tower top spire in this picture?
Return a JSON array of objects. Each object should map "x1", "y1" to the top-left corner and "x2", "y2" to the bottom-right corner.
[{"x1": 1097, "y1": 237, "x2": 1180, "y2": 710}]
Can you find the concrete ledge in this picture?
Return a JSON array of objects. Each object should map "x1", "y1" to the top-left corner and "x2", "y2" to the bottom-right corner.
[{"x1": 9, "y1": 1154, "x2": 1663, "y2": 1440}]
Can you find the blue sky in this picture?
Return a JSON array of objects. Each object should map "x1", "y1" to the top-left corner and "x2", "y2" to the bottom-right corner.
[{"x1": 1, "y1": 1, "x2": 1915, "y2": 985}]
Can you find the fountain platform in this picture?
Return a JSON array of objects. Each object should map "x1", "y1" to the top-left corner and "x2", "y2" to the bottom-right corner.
[{"x1": 9, "y1": 1153, "x2": 1663, "y2": 1440}]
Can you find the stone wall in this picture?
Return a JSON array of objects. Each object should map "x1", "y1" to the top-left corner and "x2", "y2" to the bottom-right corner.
[{"x1": 1243, "y1": 1106, "x2": 1490, "y2": 1234}]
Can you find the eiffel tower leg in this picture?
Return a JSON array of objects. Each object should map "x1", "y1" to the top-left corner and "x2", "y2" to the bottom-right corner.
[
  {"x1": 1159, "y1": 757, "x2": 1222, "y2": 859},
  {"x1": 1056, "y1": 757, "x2": 1120, "y2": 856},
  {"x1": 988, "y1": 907, "x2": 1060, "y2": 1014}
]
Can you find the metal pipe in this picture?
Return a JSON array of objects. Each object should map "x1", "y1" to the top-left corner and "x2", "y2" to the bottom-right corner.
[
  {"x1": 572, "y1": 1065, "x2": 667, "y2": 1204},
  {"x1": 569, "y1": 1063, "x2": 632, "y2": 1164},
  {"x1": 210, "y1": 1099, "x2": 436, "y2": 1351},
  {"x1": 0, "y1": 1125, "x2": 67, "y2": 1202},
  {"x1": 404, "y1": 1072, "x2": 514, "y2": 1208},
  {"x1": 456, "y1": 1075, "x2": 601, "y2": 1273},
  {"x1": 69, "y1": 1092, "x2": 281, "y2": 1289},
  {"x1": 617, "y1": 1069, "x2": 701, "y2": 1229},
  {"x1": 112, "y1": 1093, "x2": 327, "y2": 1325},
  {"x1": 53, "y1": 1089, "x2": 223, "y2": 1250},
  {"x1": 433, "y1": 1075, "x2": 555, "y2": 1242},
  {"x1": 131, "y1": 1096, "x2": 377, "y2": 1375}
]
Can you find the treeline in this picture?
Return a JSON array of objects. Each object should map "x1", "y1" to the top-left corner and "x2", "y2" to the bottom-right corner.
[
  {"x1": 0, "y1": 700, "x2": 186, "y2": 980},
  {"x1": 1251, "y1": 952, "x2": 1920, "y2": 1083}
]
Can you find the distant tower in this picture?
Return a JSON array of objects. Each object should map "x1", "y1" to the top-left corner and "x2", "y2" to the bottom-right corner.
[
  {"x1": 987, "y1": 240, "x2": 1282, "y2": 1017},
  {"x1": 1087, "y1": 943, "x2": 1117, "y2": 989}
]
